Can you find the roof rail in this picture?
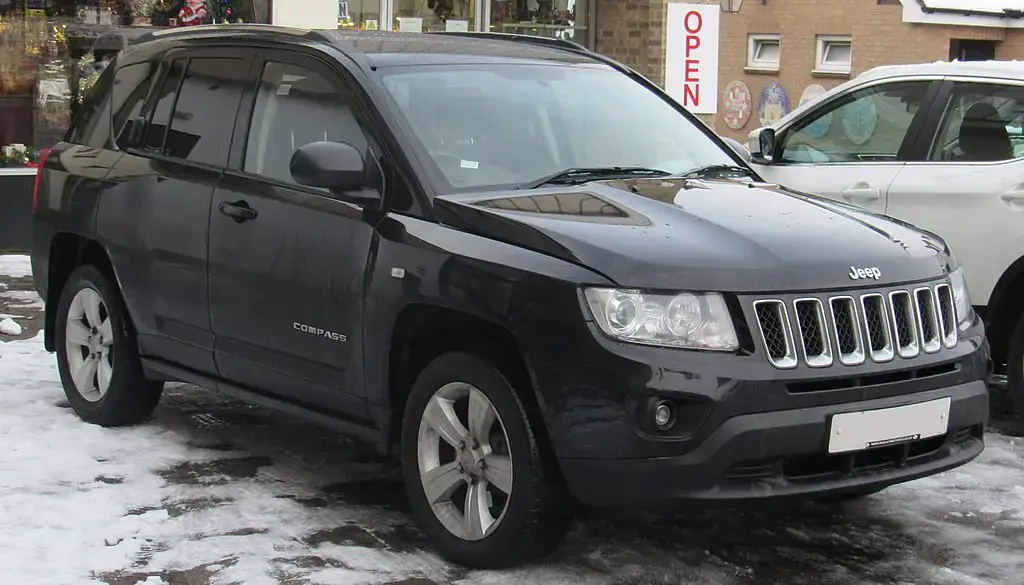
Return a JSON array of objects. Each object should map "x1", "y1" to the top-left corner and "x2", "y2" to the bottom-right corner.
[
  {"x1": 132, "y1": 23, "x2": 326, "y2": 46},
  {"x1": 426, "y1": 30, "x2": 637, "y2": 74}
]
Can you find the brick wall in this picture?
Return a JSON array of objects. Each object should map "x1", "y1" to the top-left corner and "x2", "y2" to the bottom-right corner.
[{"x1": 592, "y1": 0, "x2": 1024, "y2": 140}]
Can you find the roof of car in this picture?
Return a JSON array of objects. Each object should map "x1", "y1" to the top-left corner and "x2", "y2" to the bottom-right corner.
[
  {"x1": 856, "y1": 59, "x2": 1024, "y2": 83},
  {"x1": 132, "y1": 25, "x2": 602, "y2": 67}
]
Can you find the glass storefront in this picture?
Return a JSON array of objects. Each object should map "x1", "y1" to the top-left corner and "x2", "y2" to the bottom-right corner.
[{"x1": 0, "y1": 0, "x2": 592, "y2": 167}]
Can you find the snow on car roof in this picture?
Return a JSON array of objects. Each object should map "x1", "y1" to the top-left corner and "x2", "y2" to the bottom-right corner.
[
  {"x1": 858, "y1": 59, "x2": 1024, "y2": 82},
  {"x1": 919, "y1": 0, "x2": 1024, "y2": 15}
]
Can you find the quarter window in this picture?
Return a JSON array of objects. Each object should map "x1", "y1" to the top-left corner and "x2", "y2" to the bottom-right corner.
[
  {"x1": 243, "y1": 60, "x2": 371, "y2": 186},
  {"x1": 164, "y1": 57, "x2": 247, "y2": 166},
  {"x1": 143, "y1": 59, "x2": 185, "y2": 153},
  {"x1": 112, "y1": 62, "x2": 158, "y2": 150},
  {"x1": 929, "y1": 82, "x2": 1024, "y2": 162},
  {"x1": 778, "y1": 81, "x2": 929, "y2": 164}
]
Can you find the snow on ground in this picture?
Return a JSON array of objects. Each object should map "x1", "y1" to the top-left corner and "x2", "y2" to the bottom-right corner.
[{"x1": 1, "y1": 254, "x2": 1022, "y2": 585}]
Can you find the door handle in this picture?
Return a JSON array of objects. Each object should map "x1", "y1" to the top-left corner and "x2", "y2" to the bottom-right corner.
[
  {"x1": 218, "y1": 200, "x2": 258, "y2": 223},
  {"x1": 840, "y1": 187, "x2": 881, "y2": 201},
  {"x1": 1000, "y1": 192, "x2": 1024, "y2": 211}
]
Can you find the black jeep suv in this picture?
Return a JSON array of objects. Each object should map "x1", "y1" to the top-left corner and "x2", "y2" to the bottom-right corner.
[{"x1": 32, "y1": 25, "x2": 990, "y2": 568}]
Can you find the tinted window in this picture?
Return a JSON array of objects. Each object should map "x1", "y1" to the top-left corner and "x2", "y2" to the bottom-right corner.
[
  {"x1": 66, "y1": 61, "x2": 115, "y2": 148},
  {"x1": 929, "y1": 82, "x2": 1024, "y2": 162},
  {"x1": 778, "y1": 81, "x2": 930, "y2": 164},
  {"x1": 143, "y1": 59, "x2": 185, "y2": 153},
  {"x1": 165, "y1": 57, "x2": 247, "y2": 166},
  {"x1": 379, "y1": 64, "x2": 737, "y2": 191},
  {"x1": 112, "y1": 61, "x2": 158, "y2": 149},
  {"x1": 244, "y1": 61, "x2": 370, "y2": 185}
]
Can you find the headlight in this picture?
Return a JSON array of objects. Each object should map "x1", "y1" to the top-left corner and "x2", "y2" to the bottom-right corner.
[
  {"x1": 584, "y1": 288, "x2": 739, "y2": 350},
  {"x1": 948, "y1": 267, "x2": 974, "y2": 330}
]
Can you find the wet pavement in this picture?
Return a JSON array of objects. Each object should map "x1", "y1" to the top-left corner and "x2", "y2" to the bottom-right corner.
[{"x1": 2, "y1": 257, "x2": 1023, "y2": 585}]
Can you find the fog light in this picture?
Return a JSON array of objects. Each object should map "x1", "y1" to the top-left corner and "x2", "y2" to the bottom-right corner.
[{"x1": 653, "y1": 401, "x2": 674, "y2": 429}]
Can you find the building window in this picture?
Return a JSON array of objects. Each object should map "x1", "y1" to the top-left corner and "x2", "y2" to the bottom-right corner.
[
  {"x1": 815, "y1": 35, "x2": 852, "y2": 75},
  {"x1": 747, "y1": 34, "x2": 781, "y2": 71}
]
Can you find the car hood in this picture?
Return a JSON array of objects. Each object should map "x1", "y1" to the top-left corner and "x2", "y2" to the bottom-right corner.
[{"x1": 434, "y1": 178, "x2": 954, "y2": 292}]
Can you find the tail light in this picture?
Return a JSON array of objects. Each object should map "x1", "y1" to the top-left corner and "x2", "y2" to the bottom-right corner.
[{"x1": 32, "y1": 148, "x2": 52, "y2": 211}]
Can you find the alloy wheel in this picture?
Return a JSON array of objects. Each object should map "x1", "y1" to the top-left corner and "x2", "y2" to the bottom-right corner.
[
  {"x1": 65, "y1": 287, "x2": 115, "y2": 402},
  {"x1": 416, "y1": 382, "x2": 513, "y2": 541}
]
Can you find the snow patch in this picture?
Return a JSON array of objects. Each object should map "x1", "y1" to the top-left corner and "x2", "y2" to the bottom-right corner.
[
  {"x1": 0, "y1": 255, "x2": 32, "y2": 279},
  {"x1": 0, "y1": 318, "x2": 21, "y2": 336}
]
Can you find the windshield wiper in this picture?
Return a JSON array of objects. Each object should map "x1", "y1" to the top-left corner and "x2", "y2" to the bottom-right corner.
[
  {"x1": 679, "y1": 164, "x2": 756, "y2": 179},
  {"x1": 521, "y1": 166, "x2": 671, "y2": 189}
]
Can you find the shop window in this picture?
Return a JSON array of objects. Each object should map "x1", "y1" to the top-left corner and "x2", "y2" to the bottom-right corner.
[
  {"x1": 164, "y1": 57, "x2": 247, "y2": 166},
  {"x1": 394, "y1": 0, "x2": 475, "y2": 32},
  {"x1": 338, "y1": 0, "x2": 381, "y2": 29},
  {"x1": 747, "y1": 34, "x2": 780, "y2": 72},
  {"x1": 815, "y1": 35, "x2": 852, "y2": 75},
  {"x1": 489, "y1": 0, "x2": 587, "y2": 45}
]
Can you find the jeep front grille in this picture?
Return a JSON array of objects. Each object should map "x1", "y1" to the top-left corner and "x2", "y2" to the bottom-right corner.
[{"x1": 752, "y1": 281, "x2": 958, "y2": 369}]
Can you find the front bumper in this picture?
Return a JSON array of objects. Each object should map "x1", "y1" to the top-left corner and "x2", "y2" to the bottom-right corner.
[{"x1": 559, "y1": 380, "x2": 987, "y2": 507}]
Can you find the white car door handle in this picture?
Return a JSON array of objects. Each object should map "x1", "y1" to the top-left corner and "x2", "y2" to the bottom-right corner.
[
  {"x1": 1000, "y1": 192, "x2": 1024, "y2": 210},
  {"x1": 841, "y1": 187, "x2": 881, "y2": 201}
]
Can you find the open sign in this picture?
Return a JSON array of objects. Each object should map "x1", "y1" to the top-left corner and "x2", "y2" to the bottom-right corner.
[{"x1": 665, "y1": 4, "x2": 720, "y2": 115}]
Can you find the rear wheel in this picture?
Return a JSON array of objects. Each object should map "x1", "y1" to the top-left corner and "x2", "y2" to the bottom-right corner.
[
  {"x1": 401, "y1": 352, "x2": 572, "y2": 568},
  {"x1": 55, "y1": 265, "x2": 163, "y2": 426}
]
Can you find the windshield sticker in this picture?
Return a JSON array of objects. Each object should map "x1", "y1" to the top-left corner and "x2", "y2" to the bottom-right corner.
[{"x1": 460, "y1": 160, "x2": 480, "y2": 169}]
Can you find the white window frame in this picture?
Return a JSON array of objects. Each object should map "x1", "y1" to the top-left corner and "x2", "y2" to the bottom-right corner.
[
  {"x1": 747, "y1": 34, "x2": 781, "y2": 71},
  {"x1": 815, "y1": 35, "x2": 852, "y2": 75}
]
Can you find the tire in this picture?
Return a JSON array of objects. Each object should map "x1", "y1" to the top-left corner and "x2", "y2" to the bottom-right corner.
[
  {"x1": 401, "y1": 352, "x2": 573, "y2": 569},
  {"x1": 1005, "y1": 314, "x2": 1024, "y2": 416},
  {"x1": 55, "y1": 265, "x2": 163, "y2": 426}
]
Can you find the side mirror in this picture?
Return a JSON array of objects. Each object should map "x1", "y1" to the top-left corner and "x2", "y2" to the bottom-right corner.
[
  {"x1": 748, "y1": 127, "x2": 777, "y2": 163},
  {"x1": 290, "y1": 141, "x2": 378, "y2": 200}
]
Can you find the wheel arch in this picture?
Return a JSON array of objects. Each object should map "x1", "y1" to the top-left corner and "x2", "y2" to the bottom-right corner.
[
  {"x1": 44, "y1": 233, "x2": 124, "y2": 352},
  {"x1": 985, "y1": 254, "x2": 1024, "y2": 365},
  {"x1": 385, "y1": 303, "x2": 555, "y2": 462}
]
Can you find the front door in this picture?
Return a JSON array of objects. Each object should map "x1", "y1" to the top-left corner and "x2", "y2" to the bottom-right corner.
[
  {"x1": 209, "y1": 50, "x2": 384, "y2": 417},
  {"x1": 752, "y1": 79, "x2": 937, "y2": 215},
  {"x1": 886, "y1": 79, "x2": 1024, "y2": 307}
]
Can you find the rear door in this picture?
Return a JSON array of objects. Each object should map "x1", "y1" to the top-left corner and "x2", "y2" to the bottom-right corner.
[
  {"x1": 886, "y1": 78, "x2": 1024, "y2": 306},
  {"x1": 208, "y1": 48, "x2": 385, "y2": 417},
  {"x1": 101, "y1": 48, "x2": 252, "y2": 374},
  {"x1": 753, "y1": 79, "x2": 938, "y2": 214}
]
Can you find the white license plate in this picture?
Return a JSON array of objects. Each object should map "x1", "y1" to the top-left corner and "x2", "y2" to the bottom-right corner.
[{"x1": 827, "y1": 397, "x2": 951, "y2": 454}]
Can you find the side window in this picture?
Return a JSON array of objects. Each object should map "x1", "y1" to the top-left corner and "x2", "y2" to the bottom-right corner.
[
  {"x1": 164, "y1": 57, "x2": 248, "y2": 166},
  {"x1": 143, "y1": 59, "x2": 186, "y2": 153},
  {"x1": 778, "y1": 81, "x2": 930, "y2": 164},
  {"x1": 929, "y1": 82, "x2": 1024, "y2": 162},
  {"x1": 243, "y1": 60, "x2": 371, "y2": 185},
  {"x1": 112, "y1": 61, "x2": 158, "y2": 149},
  {"x1": 66, "y1": 61, "x2": 115, "y2": 148}
]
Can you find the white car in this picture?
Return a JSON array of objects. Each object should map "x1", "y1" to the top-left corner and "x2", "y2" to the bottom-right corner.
[{"x1": 746, "y1": 60, "x2": 1024, "y2": 414}]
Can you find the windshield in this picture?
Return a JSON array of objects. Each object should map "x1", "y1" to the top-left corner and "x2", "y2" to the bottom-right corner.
[{"x1": 378, "y1": 63, "x2": 739, "y2": 191}]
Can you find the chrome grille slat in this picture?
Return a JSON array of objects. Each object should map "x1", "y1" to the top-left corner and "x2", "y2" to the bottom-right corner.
[
  {"x1": 889, "y1": 290, "x2": 920, "y2": 359},
  {"x1": 935, "y1": 284, "x2": 958, "y2": 349},
  {"x1": 752, "y1": 280, "x2": 957, "y2": 369},
  {"x1": 860, "y1": 293, "x2": 894, "y2": 363},
  {"x1": 753, "y1": 300, "x2": 797, "y2": 369},
  {"x1": 793, "y1": 298, "x2": 833, "y2": 368},
  {"x1": 829, "y1": 296, "x2": 865, "y2": 366},
  {"x1": 914, "y1": 286, "x2": 942, "y2": 354}
]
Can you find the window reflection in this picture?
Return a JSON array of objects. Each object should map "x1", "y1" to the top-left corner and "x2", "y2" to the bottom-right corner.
[{"x1": 472, "y1": 191, "x2": 651, "y2": 225}]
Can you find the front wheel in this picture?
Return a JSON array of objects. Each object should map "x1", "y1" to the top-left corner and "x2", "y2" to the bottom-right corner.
[
  {"x1": 401, "y1": 353, "x2": 572, "y2": 569},
  {"x1": 55, "y1": 265, "x2": 163, "y2": 426}
]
